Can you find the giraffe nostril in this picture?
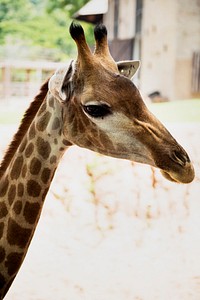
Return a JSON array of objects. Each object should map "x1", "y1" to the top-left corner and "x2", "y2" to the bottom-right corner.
[{"x1": 172, "y1": 150, "x2": 190, "y2": 166}]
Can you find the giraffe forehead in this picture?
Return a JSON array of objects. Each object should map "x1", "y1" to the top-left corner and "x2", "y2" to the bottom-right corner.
[{"x1": 80, "y1": 79, "x2": 140, "y2": 113}]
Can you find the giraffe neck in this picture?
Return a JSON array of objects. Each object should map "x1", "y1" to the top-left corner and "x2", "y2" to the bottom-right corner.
[{"x1": 0, "y1": 93, "x2": 70, "y2": 298}]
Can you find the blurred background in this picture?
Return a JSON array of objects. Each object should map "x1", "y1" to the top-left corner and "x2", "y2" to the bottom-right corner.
[
  {"x1": 0, "y1": 0, "x2": 200, "y2": 101},
  {"x1": 0, "y1": 0, "x2": 200, "y2": 299}
]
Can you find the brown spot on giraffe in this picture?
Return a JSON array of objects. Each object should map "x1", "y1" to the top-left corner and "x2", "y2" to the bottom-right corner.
[
  {"x1": 0, "y1": 247, "x2": 5, "y2": 264},
  {"x1": 36, "y1": 111, "x2": 51, "y2": 132},
  {"x1": 62, "y1": 139, "x2": 72, "y2": 146},
  {"x1": 42, "y1": 187, "x2": 50, "y2": 201},
  {"x1": 48, "y1": 96, "x2": 55, "y2": 108},
  {"x1": 0, "y1": 223, "x2": 4, "y2": 239},
  {"x1": 25, "y1": 143, "x2": 34, "y2": 158},
  {"x1": 0, "y1": 274, "x2": 6, "y2": 290},
  {"x1": 13, "y1": 201, "x2": 23, "y2": 215},
  {"x1": 50, "y1": 155, "x2": 57, "y2": 164},
  {"x1": 7, "y1": 218, "x2": 32, "y2": 249},
  {"x1": 5, "y1": 252, "x2": 24, "y2": 276},
  {"x1": 41, "y1": 168, "x2": 51, "y2": 184},
  {"x1": 0, "y1": 203, "x2": 8, "y2": 219},
  {"x1": 23, "y1": 202, "x2": 41, "y2": 225},
  {"x1": 21, "y1": 164, "x2": 27, "y2": 178},
  {"x1": 36, "y1": 137, "x2": 51, "y2": 159},
  {"x1": 10, "y1": 156, "x2": 24, "y2": 180},
  {"x1": 8, "y1": 185, "x2": 16, "y2": 206},
  {"x1": 29, "y1": 122, "x2": 36, "y2": 140},
  {"x1": 29, "y1": 157, "x2": 42, "y2": 175},
  {"x1": 27, "y1": 180, "x2": 41, "y2": 197},
  {"x1": 0, "y1": 176, "x2": 9, "y2": 197}
]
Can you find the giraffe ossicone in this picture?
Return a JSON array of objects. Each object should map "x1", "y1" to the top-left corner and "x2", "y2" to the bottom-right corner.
[{"x1": 0, "y1": 22, "x2": 195, "y2": 299}]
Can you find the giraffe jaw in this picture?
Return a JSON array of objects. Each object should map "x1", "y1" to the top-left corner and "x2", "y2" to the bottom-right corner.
[{"x1": 160, "y1": 162, "x2": 195, "y2": 184}]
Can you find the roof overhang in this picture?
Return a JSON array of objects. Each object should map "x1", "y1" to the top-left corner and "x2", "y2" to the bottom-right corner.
[{"x1": 73, "y1": 0, "x2": 108, "y2": 24}]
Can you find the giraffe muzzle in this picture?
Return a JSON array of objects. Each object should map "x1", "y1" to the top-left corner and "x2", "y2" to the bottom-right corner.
[
  {"x1": 159, "y1": 150, "x2": 195, "y2": 184},
  {"x1": 170, "y1": 149, "x2": 191, "y2": 166}
]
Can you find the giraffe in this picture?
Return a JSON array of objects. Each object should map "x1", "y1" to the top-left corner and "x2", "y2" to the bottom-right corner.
[{"x1": 0, "y1": 22, "x2": 194, "y2": 299}]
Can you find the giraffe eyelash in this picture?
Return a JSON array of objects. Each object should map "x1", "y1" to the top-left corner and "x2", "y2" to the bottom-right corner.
[{"x1": 82, "y1": 103, "x2": 112, "y2": 118}]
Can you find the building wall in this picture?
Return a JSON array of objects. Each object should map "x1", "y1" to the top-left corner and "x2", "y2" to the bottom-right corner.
[
  {"x1": 118, "y1": 0, "x2": 136, "y2": 39},
  {"x1": 103, "y1": 0, "x2": 115, "y2": 40},
  {"x1": 104, "y1": 0, "x2": 136, "y2": 40},
  {"x1": 174, "y1": 0, "x2": 200, "y2": 99},
  {"x1": 141, "y1": 0, "x2": 200, "y2": 100},
  {"x1": 141, "y1": 0, "x2": 177, "y2": 100}
]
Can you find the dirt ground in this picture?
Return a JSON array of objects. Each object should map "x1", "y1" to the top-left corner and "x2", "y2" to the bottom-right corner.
[{"x1": 1, "y1": 122, "x2": 200, "y2": 300}]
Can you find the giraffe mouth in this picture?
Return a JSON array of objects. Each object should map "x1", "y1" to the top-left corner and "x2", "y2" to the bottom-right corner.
[
  {"x1": 159, "y1": 161, "x2": 195, "y2": 184},
  {"x1": 160, "y1": 170, "x2": 180, "y2": 182},
  {"x1": 149, "y1": 143, "x2": 195, "y2": 184}
]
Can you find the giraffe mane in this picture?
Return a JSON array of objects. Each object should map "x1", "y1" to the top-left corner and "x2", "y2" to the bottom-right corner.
[{"x1": 0, "y1": 78, "x2": 50, "y2": 178}]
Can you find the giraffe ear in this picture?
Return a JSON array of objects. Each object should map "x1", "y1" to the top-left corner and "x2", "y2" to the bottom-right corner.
[
  {"x1": 117, "y1": 60, "x2": 140, "y2": 79},
  {"x1": 48, "y1": 60, "x2": 75, "y2": 102}
]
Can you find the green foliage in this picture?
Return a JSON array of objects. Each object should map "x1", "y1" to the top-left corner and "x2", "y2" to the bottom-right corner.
[
  {"x1": 46, "y1": 0, "x2": 89, "y2": 15},
  {"x1": 0, "y1": 0, "x2": 33, "y2": 43},
  {"x1": 0, "y1": 0, "x2": 94, "y2": 61},
  {"x1": 46, "y1": 0, "x2": 94, "y2": 49},
  {"x1": 0, "y1": 0, "x2": 33, "y2": 23}
]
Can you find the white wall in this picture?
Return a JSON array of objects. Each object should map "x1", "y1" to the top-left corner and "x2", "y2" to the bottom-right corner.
[
  {"x1": 174, "y1": 0, "x2": 200, "y2": 99},
  {"x1": 140, "y1": 0, "x2": 177, "y2": 100},
  {"x1": 118, "y1": 0, "x2": 136, "y2": 39},
  {"x1": 104, "y1": 0, "x2": 115, "y2": 40},
  {"x1": 104, "y1": 0, "x2": 136, "y2": 40},
  {"x1": 140, "y1": 0, "x2": 200, "y2": 100}
]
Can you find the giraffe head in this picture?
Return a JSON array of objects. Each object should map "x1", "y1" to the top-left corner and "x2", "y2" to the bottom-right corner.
[{"x1": 49, "y1": 22, "x2": 194, "y2": 184}]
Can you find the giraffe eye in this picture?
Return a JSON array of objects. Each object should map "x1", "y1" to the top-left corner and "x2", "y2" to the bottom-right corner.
[{"x1": 83, "y1": 104, "x2": 112, "y2": 118}]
